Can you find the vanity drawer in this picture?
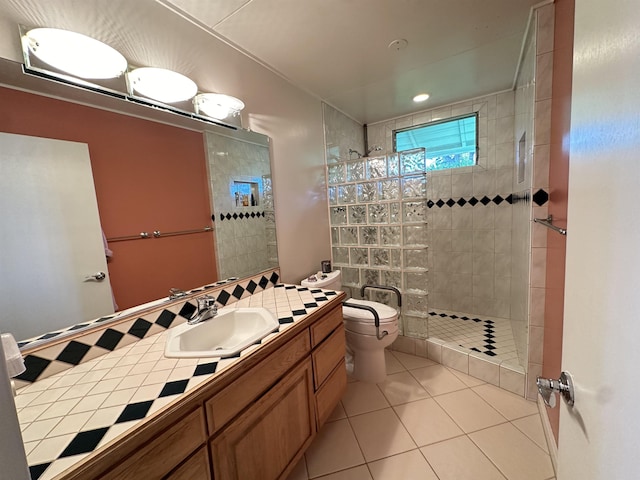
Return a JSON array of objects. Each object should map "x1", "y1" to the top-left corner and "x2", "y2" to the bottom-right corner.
[
  {"x1": 312, "y1": 323, "x2": 345, "y2": 389},
  {"x1": 315, "y1": 358, "x2": 347, "y2": 429},
  {"x1": 165, "y1": 446, "x2": 211, "y2": 480},
  {"x1": 206, "y1": 328, "x2": 311, "y2": 433},
  {"x1": 100, "y1": 408, "x2": 206, "y2": 480},
  {"x1": 310, "y1": 304, "x2": 343, "y2": 347}
]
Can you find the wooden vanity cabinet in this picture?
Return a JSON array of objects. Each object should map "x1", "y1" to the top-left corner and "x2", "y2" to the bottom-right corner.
[{"x1": 59, "y1": 298, "x2": 346, "y2": 480}]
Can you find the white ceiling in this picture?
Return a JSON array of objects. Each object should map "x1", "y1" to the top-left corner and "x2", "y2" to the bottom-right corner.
[{"x1": 0, "y1": 0, "x2": 539, "y2": 124}]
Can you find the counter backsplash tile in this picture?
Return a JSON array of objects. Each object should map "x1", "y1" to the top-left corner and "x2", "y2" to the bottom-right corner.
[{"x1": 15, "y1": 269, "x2": 281, "y2": 388}]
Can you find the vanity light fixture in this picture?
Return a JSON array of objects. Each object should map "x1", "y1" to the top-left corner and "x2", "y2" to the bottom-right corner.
[
  {"x1": 194, "y1": 93, "x2": 245, "y2": 120},
  {"x1": 128, "y1": 67, "x2": 198, "y2": 104},
  {"x1": 23, "y1": 28, "x2": 127, "y2": 79},
  {"x1": 413, "y1": 93, "x2": 430, "y2": 103}
]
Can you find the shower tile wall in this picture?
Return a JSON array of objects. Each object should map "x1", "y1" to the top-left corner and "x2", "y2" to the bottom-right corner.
[
  {"x1": 367, "y1": 93, "x2": 516, "y2": 322},
  {"x1": 205, "y1": 132, "x2": 276, "y2": 280},
  {"x1": 323, "y1": 103, "x2": 365, "y2": 164}
]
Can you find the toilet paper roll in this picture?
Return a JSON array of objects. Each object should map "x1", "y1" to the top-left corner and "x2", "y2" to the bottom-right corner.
[{"x1": 1, "y1": 333, "x2": 25, "y2": 378}]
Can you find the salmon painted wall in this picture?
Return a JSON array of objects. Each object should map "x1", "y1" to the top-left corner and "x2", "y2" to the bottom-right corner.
[
  {"x1": 543, "y1": 0, "x2": 574, "y2": 442},
  {"x1": 0, "y1": 86, "x2": 217, "y2": 310}
]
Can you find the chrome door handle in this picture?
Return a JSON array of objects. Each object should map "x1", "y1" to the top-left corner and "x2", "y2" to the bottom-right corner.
[
  {"x1": 537, "y1": 371, "x2": 575, "y2": 408},
  {"x1": 84, "y1": 272, "x2": 106, "y2": 282}
]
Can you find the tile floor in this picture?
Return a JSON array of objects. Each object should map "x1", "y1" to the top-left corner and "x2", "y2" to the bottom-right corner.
[
  {"x1": 288, "y1": 350, "x2": 554, "y2": 480},
  {"x1": 428, "y1": 310, "x2": 521, "y2": 366}
]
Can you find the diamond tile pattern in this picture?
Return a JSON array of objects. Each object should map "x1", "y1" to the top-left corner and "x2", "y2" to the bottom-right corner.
[
  {"x1": 17, "y1": 269, "x2": 281, "y2": 386},
  {"x1": 428, "y1": 310, "x2": 519, "y2": 363},
  {"x1": 15, "y1": 282, "x2": 338, "y2": 480}
]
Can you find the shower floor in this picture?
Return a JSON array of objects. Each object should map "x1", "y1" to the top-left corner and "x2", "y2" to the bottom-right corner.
[{"x1": 427, "y1": 309, "x2": 521, "y2": 366}]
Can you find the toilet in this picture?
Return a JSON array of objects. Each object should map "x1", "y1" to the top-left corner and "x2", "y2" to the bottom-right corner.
[{"x1": 301, "y1": 270, "x2": 399, "y2": 383}]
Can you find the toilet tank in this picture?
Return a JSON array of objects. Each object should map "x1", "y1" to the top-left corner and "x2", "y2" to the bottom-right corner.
[{"x1": 301, "y1": 270, "x2": 342, "y2": 291}]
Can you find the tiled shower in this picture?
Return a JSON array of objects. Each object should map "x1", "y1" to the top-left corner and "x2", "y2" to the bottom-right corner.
[
  {"x1": 205, "y1": 132, "x2": 278, "y2": 280},
  {"x1": 321, "y1": 4, "x2": 554, "y2": 399}
]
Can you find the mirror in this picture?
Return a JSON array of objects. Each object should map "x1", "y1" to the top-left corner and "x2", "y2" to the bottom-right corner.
[{"x1": 0, "y1": 57, "x2": 278, "y2": 343}]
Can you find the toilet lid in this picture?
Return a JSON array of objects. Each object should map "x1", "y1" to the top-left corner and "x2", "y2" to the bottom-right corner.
[{"x1": 343, "y1": 299, "x2": 398, "y2": 323}]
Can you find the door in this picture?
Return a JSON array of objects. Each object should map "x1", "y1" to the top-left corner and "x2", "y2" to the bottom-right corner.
[
  {"x1": 557, "y1": 1, "x2": 640, "y2": 478},
  {"x1": 0, "y1": 132, "x2": 114, "y2": 341}
]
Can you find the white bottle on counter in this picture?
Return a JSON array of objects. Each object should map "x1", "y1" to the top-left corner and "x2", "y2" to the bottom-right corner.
[{"x1": 0, "y1": 331, "x2": 30, "y2": 480}]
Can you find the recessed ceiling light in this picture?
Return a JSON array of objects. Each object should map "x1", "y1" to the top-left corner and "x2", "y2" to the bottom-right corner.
[
  {"x1": 128, "y1": 67, "x2": 198, "y2": 104},
  {"x1": 194, "y1": 93, "x2": 245, "y2": 120},
  {"x1": 24, "y1": 28, "x2": 127, "y2": 79},
  {"x1": 413, "y1": 93, "x2": 430, "y2": 103}
]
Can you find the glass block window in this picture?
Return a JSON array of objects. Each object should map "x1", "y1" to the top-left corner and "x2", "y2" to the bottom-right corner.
[{"x1": 394, "y1": 113, "x2": 478, "y2": 171}]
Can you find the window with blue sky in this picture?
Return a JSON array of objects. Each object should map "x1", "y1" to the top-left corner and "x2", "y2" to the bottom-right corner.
[{"x1": 394, "y1": 113, "x2": 478, "y2": 171}]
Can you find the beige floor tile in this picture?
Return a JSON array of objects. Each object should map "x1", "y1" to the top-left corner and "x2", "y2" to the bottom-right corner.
[
  {"x1": 305, "y1": 419, "x2": 365, "y2": 478},
  {"x1": 472, "y1": 384, "x2": 538, "y2": 420},
  {"x1": 368, "y1": 449, "x2": 438, "y2": 480},
  {"x1": 377, "y1": 371, "x2": 431, "y2": 406},
  {"x1": 348, "y1": 408, "x2": 416, "y2": 462},
  {"x1": 287, "y1": 456, "x2": 308, "y2": 480},
  {"x1": 384, "y1": 350, "x2": 405, "y2": 374},
  {"x1": 409, "y1": 365, "x2": 468, "y2": 396},
  {"x1": 469, "y1": 423, "x2": 554, "y2": 480},
  {"x1": 448, "y1": 367, "x2": 487, "y2": 387},
  {"x1": 390, "y1": 351, "x2": 437, "y2": 370},
  {"x1": 326, "y1": 402, "x2": 347, "y2": 422},
  {"x1": 421, "y1": 436, "x2": 507, "y2": 480},
  {"x1": 394, "y1": 398, "x2": 464, "y2": 446},
  {"x1": 342, "y1": 382, "x2": 390, "y2": 417},
  {"x1": 316, "y1": 465, "x2": 373, "y2": 480},
  {"x1": 512, "y1": 414, "x2": 549, "y2": 453},
  {"x1": 433, "y1": 389, "x2": 507, "y2": 433}
]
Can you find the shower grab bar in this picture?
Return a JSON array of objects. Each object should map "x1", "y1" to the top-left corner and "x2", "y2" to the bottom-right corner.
[
  {"x1": 360, "y1": 284, "x2": 402, "y2": 307},
  {"x1": 343, "y1": 302, "x2": 388, "y2": 340},
  {"x1": 107, "y1": 226, "x2": 213, "y2": 243},
  {"x1": 533, "y1": 215, "x2": 567, "y2": 236}
]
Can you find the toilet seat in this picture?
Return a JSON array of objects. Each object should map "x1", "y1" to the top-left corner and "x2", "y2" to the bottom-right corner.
[
  {"x1": 343, "y1": 299, "x2": 397, "y2": 324},
  {"x1": 342, "y1": 299, "x2": 398, "y2": 336}
]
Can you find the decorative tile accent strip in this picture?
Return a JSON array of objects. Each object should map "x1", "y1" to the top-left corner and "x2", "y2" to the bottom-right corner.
[
  {"x1": 15, "y1": 269, "x2": 281, "y2": 387},
  {"x1": 423, "y1": 189, "x2": 548, "y2": 208},
  {"x1": 216, "y1": 211, "x2": 266, "y2": 221}
]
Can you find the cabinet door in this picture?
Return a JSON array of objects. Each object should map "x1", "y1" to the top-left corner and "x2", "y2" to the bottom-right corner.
[{"x1": 211, "y1": 359, "x2": 316, "y2": 480}]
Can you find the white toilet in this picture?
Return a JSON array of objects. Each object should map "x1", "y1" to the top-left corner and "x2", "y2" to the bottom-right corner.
[{"x1": 301, "y1": 270, "x2": 399, "y2": 383}]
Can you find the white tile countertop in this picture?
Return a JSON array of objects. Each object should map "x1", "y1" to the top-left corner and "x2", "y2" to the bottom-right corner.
[{"x1": 14, "y1": 284, "x2": 340, "y2": 480}]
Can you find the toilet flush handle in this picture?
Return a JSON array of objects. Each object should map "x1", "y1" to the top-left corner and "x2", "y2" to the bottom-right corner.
[{"x1": 343, "y1": 302, "x2": 388, "y2": 340}]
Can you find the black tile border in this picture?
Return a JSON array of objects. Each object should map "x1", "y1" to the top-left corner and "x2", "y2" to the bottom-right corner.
[
  {"x1": 16, "y1": 268, "x2": 281, "y2": 385},
  {"x1": 217, "y1": 211, "x2": 266, "y2": 221}
]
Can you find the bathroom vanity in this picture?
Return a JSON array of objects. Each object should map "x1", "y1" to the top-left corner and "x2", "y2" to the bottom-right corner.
[{"x1": 15, "y1": 278, "x2": 346, "y2": 480}]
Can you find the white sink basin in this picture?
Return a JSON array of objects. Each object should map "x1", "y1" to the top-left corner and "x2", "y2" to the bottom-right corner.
[{"x1": 164, "y1": 307, "x2": 279, "y2": 358}]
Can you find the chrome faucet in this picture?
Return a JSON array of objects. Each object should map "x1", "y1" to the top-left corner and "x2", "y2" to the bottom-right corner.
[{"x1": 188, "y1": 295, "x2": 218, "y2": 325}]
